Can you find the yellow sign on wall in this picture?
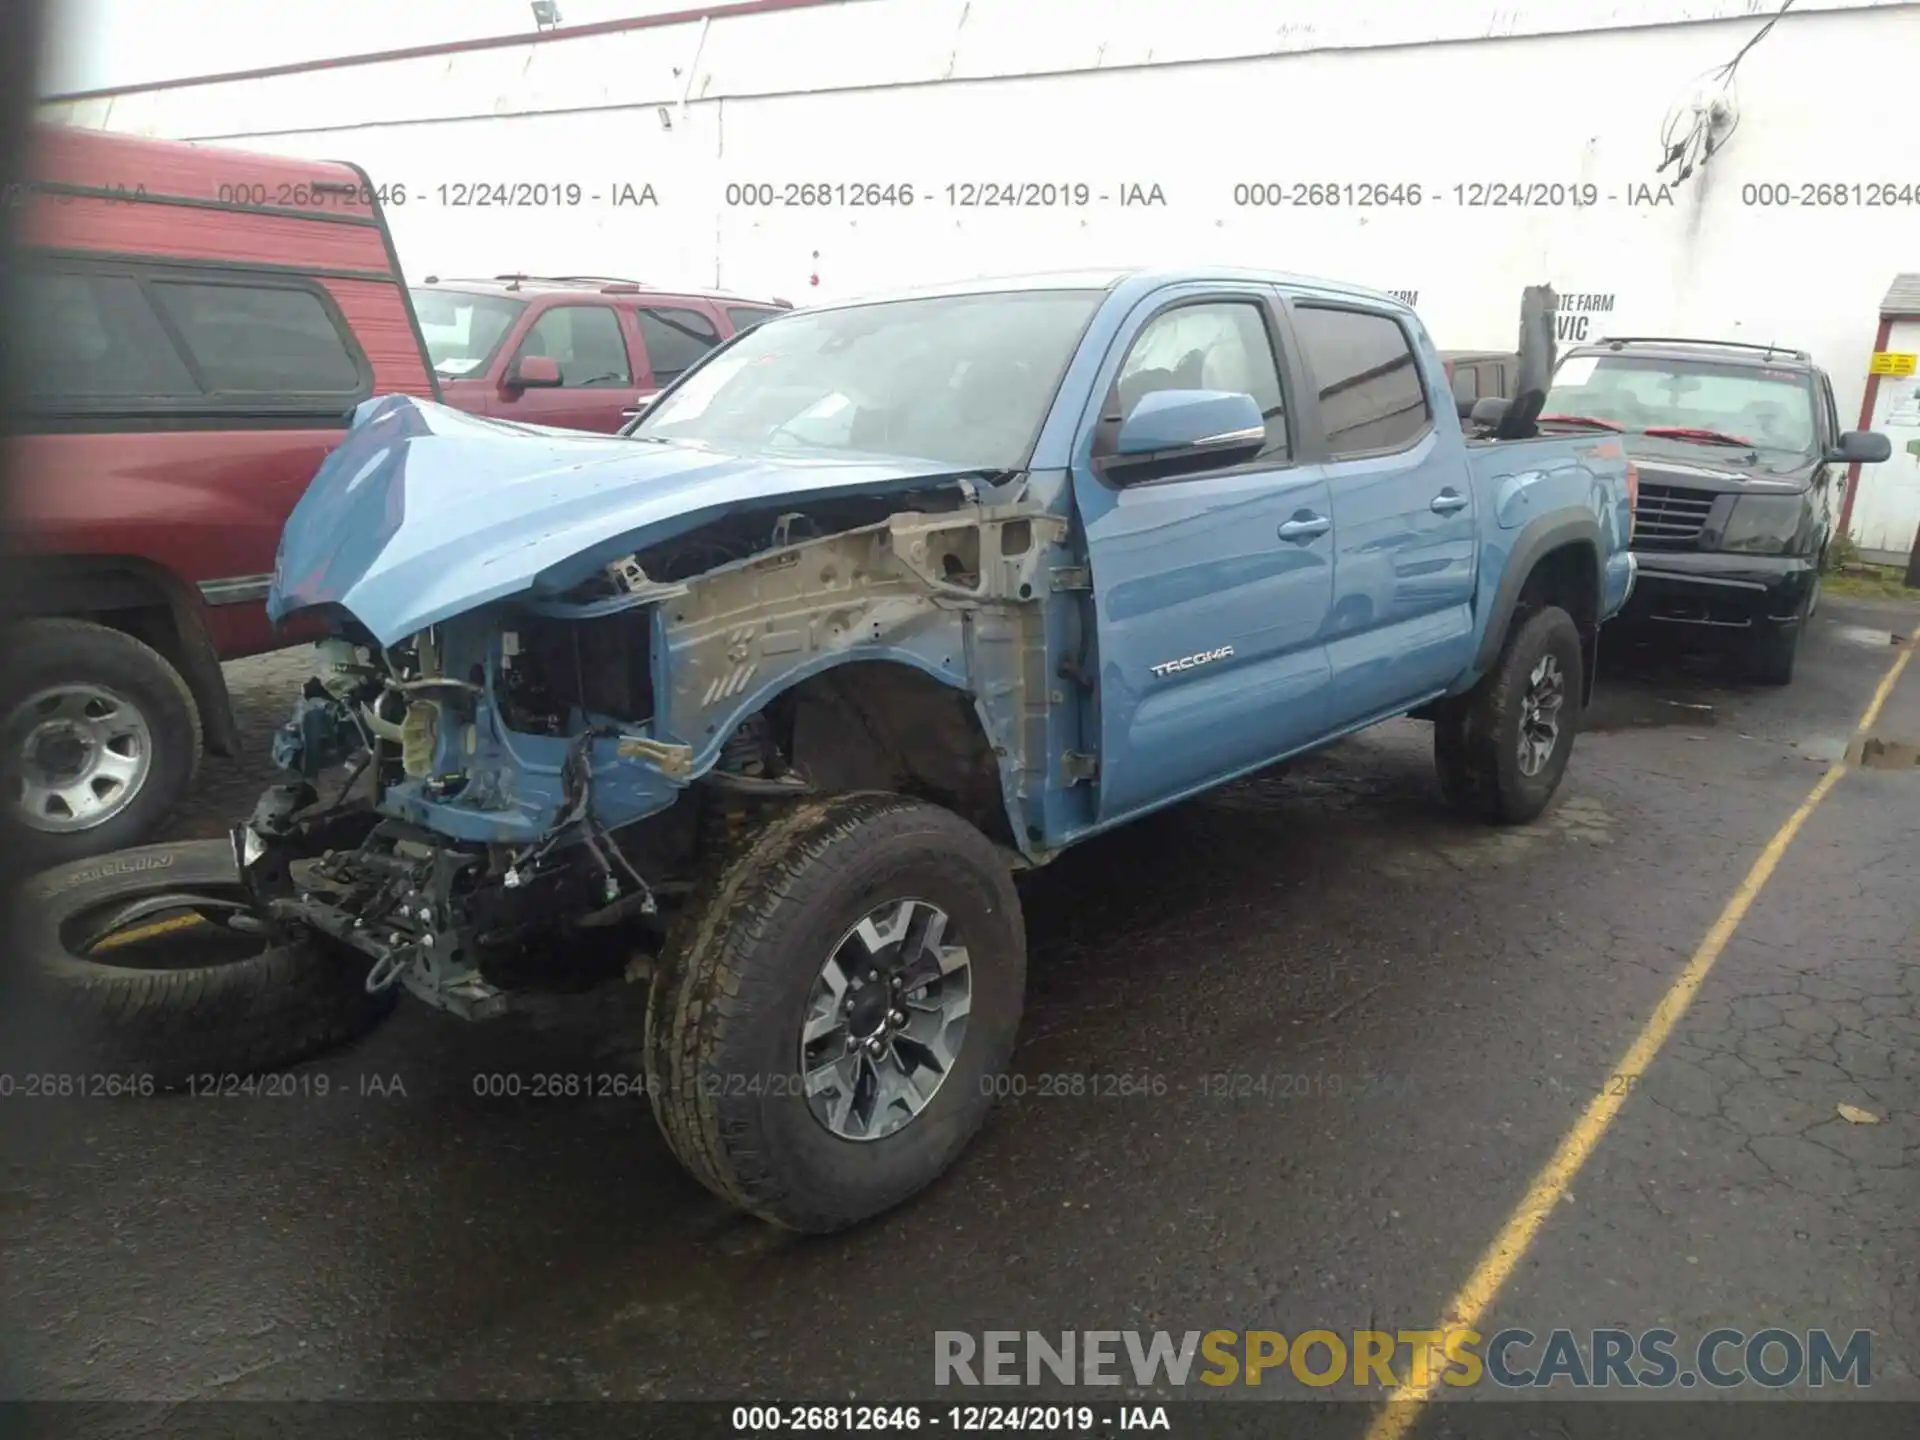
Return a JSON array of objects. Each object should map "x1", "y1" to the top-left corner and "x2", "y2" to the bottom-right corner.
[{"x1": 1869, "y1": 351, "x2": 1917, "y2": 376}]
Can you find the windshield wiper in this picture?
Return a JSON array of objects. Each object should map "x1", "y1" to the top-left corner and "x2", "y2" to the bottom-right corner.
[
  {"x1": 1640, "y1": 425, "x2": 1756, "y2": 449},
  {"x1": 1537, "y1": 414, "x2": 1625, "y2": 432}
]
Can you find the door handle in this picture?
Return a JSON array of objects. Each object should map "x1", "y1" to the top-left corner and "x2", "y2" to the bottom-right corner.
[
  {"x1": 1430, "y1": 490, "x2": 1469, "y2": 514},
  {"x1": 1277, "y1": 513, "x2": 1331, "y2": 542}
]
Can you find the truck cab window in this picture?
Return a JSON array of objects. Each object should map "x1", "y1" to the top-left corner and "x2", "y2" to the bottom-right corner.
[
  {"x1": 1115, "y1": 301, "x2": 1289, "y2": 460},
  {"x1": 1292, "y1": 305, "x2": 1431, "y2": 456}
]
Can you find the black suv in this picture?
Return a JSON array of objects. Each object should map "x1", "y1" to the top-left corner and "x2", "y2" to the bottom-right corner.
[{"x1": 1540, "y1": 337, "x2": 1891, "y2": 684}]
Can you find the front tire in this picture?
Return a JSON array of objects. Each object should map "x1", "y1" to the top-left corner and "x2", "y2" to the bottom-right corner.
[
  {"x1": 645, "y1": 792, "x2": 1026, "y2": 1233},
  {"x1": 1435, "y1": 605, "x2": 1584, "y2": 825},
  {"x1": 1744, "y1": 616, "x2": 1803, "y2": 687}
]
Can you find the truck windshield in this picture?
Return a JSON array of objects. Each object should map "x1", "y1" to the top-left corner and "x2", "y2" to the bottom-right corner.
[
  {"x1": 410, "y1": 290, "x2": 527, "y2": 378},
  {"x1": 1544, "y1": 353, "x2": 1817, "y2": 456},
  {"x1": 636, "y1": 289, "x2": 1105, "y2": 470}
]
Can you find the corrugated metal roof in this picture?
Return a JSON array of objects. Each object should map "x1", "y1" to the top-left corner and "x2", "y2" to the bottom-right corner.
[{"x1": 1882, "y1": 274, "x2": 1920, "y2": 316}]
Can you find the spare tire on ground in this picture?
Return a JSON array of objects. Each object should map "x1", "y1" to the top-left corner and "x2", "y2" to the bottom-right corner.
[{"x1": 16, "y1": 839, "x2": 397, "y2": 1089}]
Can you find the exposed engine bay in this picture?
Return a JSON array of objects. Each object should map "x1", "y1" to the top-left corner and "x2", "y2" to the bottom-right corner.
[{"x1": 236, "y1": 484, "x2": 1069, "y2": 1019}]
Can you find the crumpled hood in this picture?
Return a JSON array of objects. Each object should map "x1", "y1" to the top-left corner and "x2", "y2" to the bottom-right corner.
[{"x1": 268, "y1": 395, "x2": 975, "y2": 646}]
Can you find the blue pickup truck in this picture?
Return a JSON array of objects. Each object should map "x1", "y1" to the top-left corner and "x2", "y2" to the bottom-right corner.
[{"x1": 238, "y1": 267, "x2": 1635, "y2": 1231}]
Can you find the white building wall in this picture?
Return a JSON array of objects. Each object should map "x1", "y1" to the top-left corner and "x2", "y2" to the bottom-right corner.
[{"x1": 39, "y1": 0, "x2": 1920, "y2": 551}]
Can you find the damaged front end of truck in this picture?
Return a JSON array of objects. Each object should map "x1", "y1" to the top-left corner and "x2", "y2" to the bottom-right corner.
[{"x1": 236, "y1": 394, "x2": 1071, "y2": 1020}]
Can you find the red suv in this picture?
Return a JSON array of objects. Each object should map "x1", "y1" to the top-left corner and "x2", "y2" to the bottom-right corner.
[
  {"x1": 410, "y1": 276, "x2": 793, "y2": 432},
  {"x1": 5, "y1": 124, "x2": 437, "y2": 863}
]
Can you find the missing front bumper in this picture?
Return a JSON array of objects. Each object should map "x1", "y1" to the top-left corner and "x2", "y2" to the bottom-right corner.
[
  {"x1": 241, "y1": 816, "x2": 515, "y2": 1020},
  {"x1": 236, "y1": 802, "x2": 658, "y2": 1023}
]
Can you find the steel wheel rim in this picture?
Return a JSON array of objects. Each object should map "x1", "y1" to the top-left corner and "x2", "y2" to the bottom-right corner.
[
  {"x1": 800, "y1": 897, "x2": 973, "y2": 1143},
  {"x1": 1517, "y1": 653, "x2": 1565, "y2": 779},
  {"x1": 4, "y1": 683, "x2": 154, "y2": 833}
]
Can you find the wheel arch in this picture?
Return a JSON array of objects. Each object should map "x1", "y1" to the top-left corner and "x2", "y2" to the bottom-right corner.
[
  {"x1": 1470, "y1": 516, "x2": 1604, "y2": 705},
  {"x1": 7, "y1": 555, "x2": 238, "y2": 757},
  {"x1": 716, "y1": 654, "x2": 1021, "y2": 856}
]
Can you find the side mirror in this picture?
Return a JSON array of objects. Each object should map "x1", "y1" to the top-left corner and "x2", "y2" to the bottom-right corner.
[
  {"x1": 505, "y1": 354, "x2": 563, "y2": 391},
  {"x1": 1107, "y1": 389, "x2": 1265, "y2": 476},
  {"x1": 1831, "y1": 430, "x2": 1891, "y2": 464}
]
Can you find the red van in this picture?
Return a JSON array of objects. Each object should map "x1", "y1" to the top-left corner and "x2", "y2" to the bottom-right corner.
[
  {"x1": 411, "y1": 275, "x2": 792, "y2": 433},
  {"x1": 4, "y1": 125, "x2": 438, "y2": 864}
]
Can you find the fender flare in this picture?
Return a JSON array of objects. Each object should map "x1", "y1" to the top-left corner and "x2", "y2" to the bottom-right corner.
[{"x1": 1470, "y1": 512, "x2": 1603, "y2": 679}]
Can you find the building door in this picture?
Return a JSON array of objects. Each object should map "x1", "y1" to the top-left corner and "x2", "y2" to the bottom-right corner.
[{"x1": 1850, "y1": 319, "x2": 1920, "y2": 563}]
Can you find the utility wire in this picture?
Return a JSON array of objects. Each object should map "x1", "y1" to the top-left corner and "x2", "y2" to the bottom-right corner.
[{"x1": 1656, "y1": 0, "x2": 1797, "y2": 183}]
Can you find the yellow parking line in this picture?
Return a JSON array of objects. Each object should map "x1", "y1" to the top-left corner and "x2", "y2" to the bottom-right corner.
[
  {"x1": 1366, "y1": 643, "x2": 1912, "y2": 1440},
  {"x1": 1857, "y1": 645, "x2": 1912, "y2": 734}
]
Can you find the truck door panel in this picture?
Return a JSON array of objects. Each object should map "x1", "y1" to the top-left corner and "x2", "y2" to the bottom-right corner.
[
  {"x1": 1069, "y1": 288, "x2": 1334, "y2": 821},
  {"x1": 1285, "y1": 300, "x2": 1477, "y2": 714}
]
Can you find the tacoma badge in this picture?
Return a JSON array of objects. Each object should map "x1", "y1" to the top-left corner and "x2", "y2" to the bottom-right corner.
[{"x1": 1150, "y1": 645, "x2": 1234, "y2": 678}]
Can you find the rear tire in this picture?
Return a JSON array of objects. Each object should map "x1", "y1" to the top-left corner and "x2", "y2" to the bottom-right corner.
[
  {"x1": 1435, "y1": 605, "x2": 1584, "y2": 825},
  {"x1": 645, "y1": 792, "x2": 1026, "y2": 1233},
  {"x1": 1, "y1": 619, "x2": 202, "y2": 867},
  {"x1": 17, "y1": 840, "x2": 397, "y2": 1089}
]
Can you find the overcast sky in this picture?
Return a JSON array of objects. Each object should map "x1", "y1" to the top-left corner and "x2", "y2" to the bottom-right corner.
[{"x1": 42, "y1": 0, "x2": 704, "y2": 93}]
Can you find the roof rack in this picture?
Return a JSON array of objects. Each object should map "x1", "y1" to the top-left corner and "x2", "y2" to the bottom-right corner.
[
  {"x1": 1593, "y1": 335, "x2": 1812, "y2": 362},
  {"x1": 422, "y1": 274, "x2": 657, "y2": 293}
]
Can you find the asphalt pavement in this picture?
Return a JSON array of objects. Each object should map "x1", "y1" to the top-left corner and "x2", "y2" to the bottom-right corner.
[{"x1": 2, "y1": 599, "x2": 1916, "y2": 1432}]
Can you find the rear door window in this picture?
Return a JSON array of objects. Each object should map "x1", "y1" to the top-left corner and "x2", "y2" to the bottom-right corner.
[
  {"x1": 637, "y1": 306, "x2": 723, "y2": 386},
  {"x1": 149, "y1": 280, "x2": 364, "y2": 394},
  {"x1": 1291, "y1": 305, "x2": 1432, "y2": 456},
  {"x1": 513, "y1": 304, "x2": 633, "y2": 386},
  {"x1": 22, "y1": 270, "x2": 200, "y2": 404}
]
